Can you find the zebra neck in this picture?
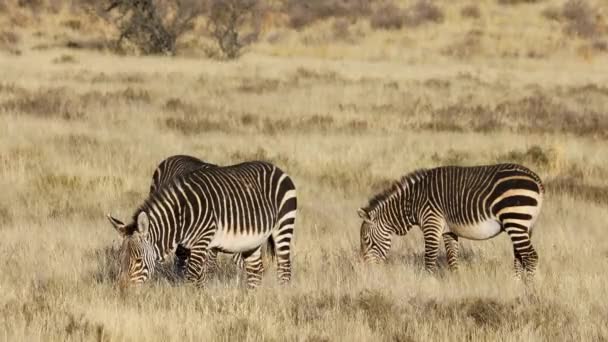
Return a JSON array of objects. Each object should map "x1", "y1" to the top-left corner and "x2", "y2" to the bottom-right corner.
[{"x1": 145, "y1": 209, "x2": 179, "y2": 262}]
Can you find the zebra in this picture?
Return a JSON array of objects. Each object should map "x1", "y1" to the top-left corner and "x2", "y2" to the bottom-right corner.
[
  {"x1": 357, "y1": 163, "x2": 544, "y2": 279},
  {"x1": 149, "y1": 154, "x2": 216, "y2": 195},
  {"x1": 108, "y1": 161, "x2": 297, "y2": 288},
  {"x1": 148, "y1": 155, "x2": 243, "y2": 277}
]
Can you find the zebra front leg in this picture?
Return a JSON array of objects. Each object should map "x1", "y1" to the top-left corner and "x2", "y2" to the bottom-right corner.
[
  {"x1": 174, "y1": 245, "x2": 190, "y2": 279},
  {"x1": 185, "y1": 247, "x2": 216, "y2": 287},
  {"x1": 422, "y1": 223, "x2": 442, "y2": 273},
  {"x1": 443, "y1": 232, "x2": 459, "y2": 271},
  {"x1": 242, "y1": 247, "x2": 265, "y2": 289}
]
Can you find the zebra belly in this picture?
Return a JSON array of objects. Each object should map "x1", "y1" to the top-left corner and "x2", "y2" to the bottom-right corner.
[
  {"x1": 208, "y1": 228, "x2": 271, "y2": 253},
  {"x1": 447, "y1": 220, "x2": 502, "y2": 240}
]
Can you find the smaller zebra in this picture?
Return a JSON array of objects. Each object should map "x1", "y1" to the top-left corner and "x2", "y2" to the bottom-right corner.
[
  {"x1": 358, "y1": 163, "x2": 544, "y2": 279},
  {"x1": 149, "y1": 155, "x2": 243, "y2": 277}
]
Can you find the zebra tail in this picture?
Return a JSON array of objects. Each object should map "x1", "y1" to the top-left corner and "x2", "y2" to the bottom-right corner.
[{"x1": 266, "y1": 235, "x2": 276, "y2": 260}]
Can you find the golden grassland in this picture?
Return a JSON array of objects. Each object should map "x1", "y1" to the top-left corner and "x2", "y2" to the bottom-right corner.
[{"x1": 1, "y1": 1, "x2": 608, "y2": 341}]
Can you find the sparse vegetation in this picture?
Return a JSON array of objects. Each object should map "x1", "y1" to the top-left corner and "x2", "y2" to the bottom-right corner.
[
  {"x1": 370, "y1": 3, "x2": 405, "y2": 30},
  {"x1": 1, "y1": 0, "x2": 608, "y2": 341},
  {"x1": 460, "y1": 4, "x2": 481, "y2": 19},
  {"x1": 285, "y1": 0, "x2": 371, "y2": 29}
]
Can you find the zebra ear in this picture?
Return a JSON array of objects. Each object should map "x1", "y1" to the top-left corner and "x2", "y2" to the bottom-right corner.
[
  {"x1": 136, "y1": 211, "x2": 150, "y2": 236},
  {"x1": 107, "y1": 214, "x2": 128, "y2": 236},
  {"x1": 357, "y1": 208, "x2": 372, "y2": 223}
]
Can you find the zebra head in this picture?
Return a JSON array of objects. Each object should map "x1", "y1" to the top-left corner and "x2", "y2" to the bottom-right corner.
[
  {"x1": 107, "y1": 211, "x2": 156, "y2": 288},
  {"x1": 357, "y1": 208, "x2": 392, "y2": 263}
]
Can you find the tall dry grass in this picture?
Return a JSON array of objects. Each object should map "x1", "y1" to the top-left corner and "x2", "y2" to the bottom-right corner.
[{"x1": 1, "y1": 0, "x2": 608, "y2": 341}]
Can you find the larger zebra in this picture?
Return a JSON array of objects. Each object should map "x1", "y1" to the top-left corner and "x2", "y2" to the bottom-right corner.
[
  {"x1": 108, "y1": 161, "x2": 297, "y2": 288},
  {"x1": 358, "y1": 163, "x2": 544, "y2": 278},
  {"x1": 148, "y1": 155, "x2": 243, "y2": 277}
]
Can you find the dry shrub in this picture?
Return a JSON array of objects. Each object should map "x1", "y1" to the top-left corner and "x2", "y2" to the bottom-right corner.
[
  {"x1": 102, "y1": 0, "x2": 204, "y2": 55},
  {"x1": 164, "y1": 116, "x2": 230, "y2": 134},
  {"x1": 431, "y1": 149, "x2": 471, "y2": 166},
  {"x1": 460, "y1": 4, "x2": 481, "y2": 19},
  {"x1": 0, "y1": 88, "x2": 84, "y2": 120},
  {"x1": 89, "y1": 72, "x2": 145, "y2": 84},
  {"x1": 0, "y1": 30, "x2": 20, "y2": 47},
  {"x1": 403, "y1": 0, "x2": 444, "y2": 27},
  {"x1": 332, "y1": 18, "x2": 353, "y2": 41},
  {"x1": 370, "y1": 2, "x2": 404, "y2": 30},
  {"x1": 163, "y1": 98, "x2": 197, "y2": 114},
  {"x1": 213, "y1": 317, "x2": 263, "y2": 340},
  {"x1": 0, "y1": 30, "x2": 21, "y2": 54},
  {"x1": 61, "y1": 19, "x2": 82, "y2": 30},
  {"x1": 591, "y1": 39, "x2": 608, "y2": 52},
  {"x1": 293, "y1": 67, "x2": 345, "y2": 83},
  {"x1": 495, "y1": 145, "x2": 554, "y2": 170},
  {"x1": 546, "y1": 177, "x2": 608, "y2": 205},
  {"x1": 561, "y1": 0, "x2": 599, "y2": 38},
  {"x1": 442, "y1": 29, "x2": 483, "y2": 59},
  {"x1": 541, "y1": 6, "x2": 561, "y2": 21},
  {"x1": 413, "y1": 296, "x2": 575, "y2": 339},
  {"x1": 285, "y1": 0, "x2": 371, "y2": 29},
  {"x1": 64, "y1": 313, "x2": 108, "y2": 341},
  {"x1": 424, "y1": 92, "x2": 608, "y2": 138},
  {"x1": 65, "y1": 39, "x2": 111, "y2": 51},
  {"x1": 237, "y1": 77, "x2": 282, "y2": 94},
  {"x1": 76, "y1": 88, "x2": 150, "y2": 108},
  {"x1": 206, "y1": 0, "x2": 262, "y2": 59},
  {"x1": 52, "y1": 54, "x2": 77, "y2": 64},
  {"x1": 497, "y1": 0, "x2": 542, "y2": 4},
  {"x1": 0, "y1": 205, "x2": 12, "y2": 226}
]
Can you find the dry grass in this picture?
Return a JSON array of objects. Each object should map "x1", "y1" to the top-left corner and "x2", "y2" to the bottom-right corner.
[{"x1": 1, "y1": 0, "x2": 608, "y2": 341}]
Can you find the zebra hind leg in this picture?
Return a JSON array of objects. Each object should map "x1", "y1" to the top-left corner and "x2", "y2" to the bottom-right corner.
[
  {"x1": 513, "y1": 247, "x2": 525, "y2": 279},
  {"x1": 271, "y1": 230, "x2": 292, "y2": 285},
  {"x1": 505, "y1": 224, "x2": 538, "y2": 280},
  {"x1": 443, "y1": 232, "x2": 459, "y2": 271},
  {"x1": 242, "y1": 247, "x2": 265, "y2": 289}
]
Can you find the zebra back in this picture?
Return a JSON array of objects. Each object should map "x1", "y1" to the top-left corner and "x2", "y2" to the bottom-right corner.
[{"x1": 149, "y1": 155, "x2": 217, "y2": 195}]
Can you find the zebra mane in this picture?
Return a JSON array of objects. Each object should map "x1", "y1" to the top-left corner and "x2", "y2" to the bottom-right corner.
[
  {"x1": 364, "y1": 169, "x2": 428, "y2": 213},
  {"x1": 131, "y1": 182, "x2": 174, "y2": 230}
]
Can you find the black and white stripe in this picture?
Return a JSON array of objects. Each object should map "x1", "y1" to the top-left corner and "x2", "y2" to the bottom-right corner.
[
  {"x1": 110, "y1": 160, "x2": 297, "y2": 288},
  {"x1": 148, "y1": 155, "x2": 244, "y2": 277},
  {"x1": 149, "y1": 155, "x2": 216, "y2": 195},
  {"x1": 358, "y1": 163, "x2": 544, "y2": 278}
]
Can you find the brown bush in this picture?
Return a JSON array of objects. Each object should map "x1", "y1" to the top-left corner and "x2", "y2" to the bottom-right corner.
[
  {"x1": 495, "y1": 145, "x2": 554, "y2": 169},
  {"x1": 102, "y1": 0, "x2": 204, "y2": 55},
  {"x1": 285, "y1": 0, "x2": 371, "y2": 29},
  {"x1": 547, "y1": 177, "x2": 608, "y2": 205},
  {"x1": 541, "y1": 6, "x2": 562, "y2": 21},
  {"x1": 592, "y1": 40, "x2": 608, "y2": 52},
  {"x1": 370, "y1": 3, "x2": 404, "y2": 30},
  {"x1": 206, "y1": 0, "x2": 262, "y2": 59},
  {"x1": 52, "y1": 54, "x2": 77, "y2": 64},
  {"x1": 403, "y1": 0, "x2": 444, "y2": 27},
  {"x1": 561, "y1": 0, "x2": 598, "y2": 38},
  {"x1": 0, "y1": 31, "x2": 20, "y2": 47},
  {"x1": 0, "y1": 88, "x2": 84, "y2": 120},
  {"x1": 441, "y1": 29, "x2": 483, "y2": 59},
  {"x1": 460, "y1": 4, "x2": 481, "y2": 19},
  {"x1": 332, "y1": 18, "x2": 353, "y2": 41},
  {"x1": 497, "y1": 0, "x2": 542, "y2": 4}
]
